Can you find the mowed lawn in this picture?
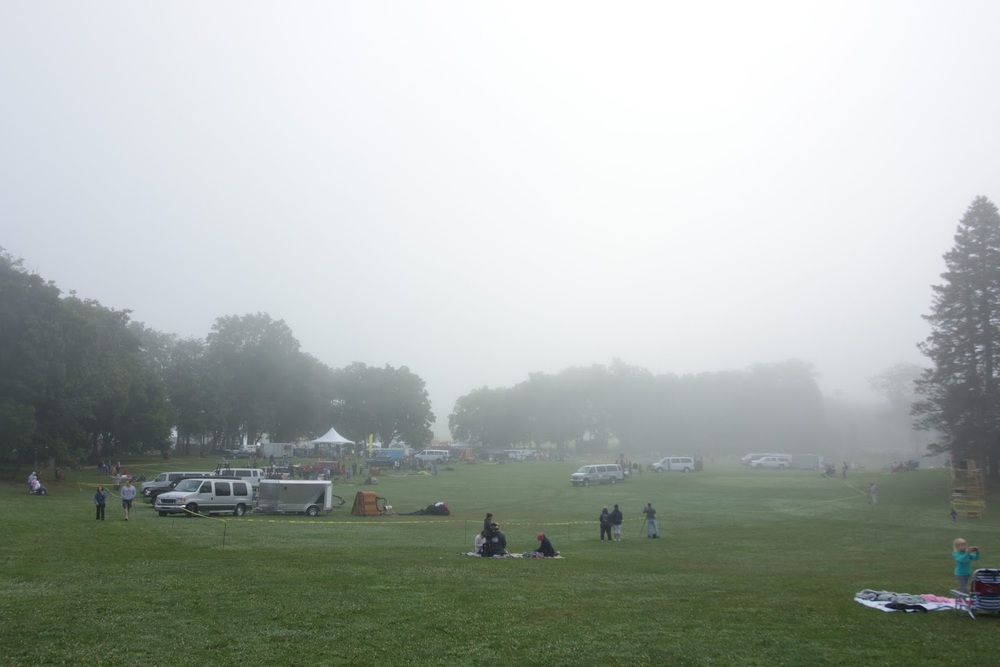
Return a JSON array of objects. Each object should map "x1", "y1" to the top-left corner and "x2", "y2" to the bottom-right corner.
[{"x1": 0, "y1": 458, "x2": 996, "y2": 666}]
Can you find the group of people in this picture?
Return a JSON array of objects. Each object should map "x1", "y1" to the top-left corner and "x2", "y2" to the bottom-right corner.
[
  {"x1": 27, "y1": 471, "x2": 48, "y2": 495},
  {"x1": 474, "y1": 512, "x2": 559, "y2": 558},
  {"x1": 599, "y1": 502, "x2": 660, "y2": 540},
  {"x1": 93, "y1": 478, "x2": 136, "y2": 520}
]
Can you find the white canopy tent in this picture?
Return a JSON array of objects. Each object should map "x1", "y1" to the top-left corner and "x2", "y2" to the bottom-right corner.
[{"x1": 309, "y1": 427, "x2": 354, "y2": 446}]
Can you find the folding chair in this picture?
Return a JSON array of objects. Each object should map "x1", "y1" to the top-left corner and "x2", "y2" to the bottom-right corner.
[{"x1": 952, "y1": 568, "x2": 1000, "y2": 619}]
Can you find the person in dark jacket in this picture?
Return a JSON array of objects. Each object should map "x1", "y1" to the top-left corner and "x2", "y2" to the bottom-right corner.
[
  {"x1": 487, "y1": 526, "x2": 508, "y2": 557},
  {"x1": 599, "y1": 507, "x2": 613, "y2": 542},
  {"x1": 610, "y1": 504, "x2": 624, "y2": 542},
  {"x1": 94, "y1": 485, "x2": 108, "y2": 520},
  {"x1": 535, "y1": 533, "x2": 558, "y2": 557}
]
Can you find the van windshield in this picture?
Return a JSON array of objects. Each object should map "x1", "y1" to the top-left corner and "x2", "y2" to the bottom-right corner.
[
  {"x1": 173, "y1": 479, "x2": 204, "y2": 492},
  {"x1": 575, "y1": 467, "x2": 592, "y2": 473}
]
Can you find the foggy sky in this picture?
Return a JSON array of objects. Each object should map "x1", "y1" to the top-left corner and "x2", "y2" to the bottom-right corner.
[{"x1": 3, "y1": 2, "x2": 999, "y2": 440}]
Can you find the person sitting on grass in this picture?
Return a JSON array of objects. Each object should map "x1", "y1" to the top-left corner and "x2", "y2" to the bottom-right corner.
[
  {"x1": 474, "y1": 531, "x2": 487, "y2": 556},
  {"x1": 484, "y1": 523, "x2": 508, "y2": 557},
  {"x1": 534, "y1": 533, "x2": 559, "y2": 558}
]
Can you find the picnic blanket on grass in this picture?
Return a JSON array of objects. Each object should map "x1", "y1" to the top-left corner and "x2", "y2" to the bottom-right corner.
[
  {"x1": 854, "y1": 590, "x2": 957, "y2": 612},
  {"x1": 461, "y1": 552, "x2": 564, "y2": 559}
]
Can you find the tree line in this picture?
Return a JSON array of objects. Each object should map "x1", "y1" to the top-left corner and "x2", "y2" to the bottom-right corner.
[
  {"x1": 448, "y1": 359, "x2": 827, "y2": 456},
  {"x1": 0, "y1": 250, "x2": 434, "y2": 468}
]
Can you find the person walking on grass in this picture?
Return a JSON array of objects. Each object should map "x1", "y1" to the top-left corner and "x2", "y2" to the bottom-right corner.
[
  {"x1": 94, "y1": 485, "x2": 108, "y2": 520},
  {"x1": 599, "y1": 507, "x2": 613, "y2": 542},
  {"x1": 868, "y1": 482, "x2": 878, "y2": 506},
  {"x1": 610, "y1": 504, "x2": 624, "y2": 542},
  {"x1": 642, "y1": 502, "x2": 660, "y2": 538},
  {"x1": 120, "y1": 478, "x2": 136, "y2": 520}
]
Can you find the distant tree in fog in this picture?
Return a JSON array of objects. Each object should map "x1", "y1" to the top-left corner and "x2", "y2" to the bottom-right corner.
[
  {"x1": 447, "y1": 359, "x2": 826, "y2": 456},
  {"x1": 331, "y1": 362, "x2": 434, "y2": 447},
  {"x1": 205, "y1": 313, "x2": 331, "y2": 450},
  {"x1": 449, "y1": 386, "x2": 517, "y2": 448},
  {"x1": 0, "y1": 250, "x2": 173, "y2": 466},
  {"x1": 914, "y1": 196, "x2": 1000, "y2": 472}
]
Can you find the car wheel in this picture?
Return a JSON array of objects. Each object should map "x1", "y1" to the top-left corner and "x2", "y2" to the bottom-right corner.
[
  {"x1": 306, "y1": 505, "x2": 319, "y2": 517},
  {"x1": 185, "y1": 503, "x2": 198, "y2": 517},
  {"x1": 779, "y1": 464, "x2": 787, "y2": 469},
  {"x1": 158, "y1": 511, "x2": 167, "y2": 517},
  {"x1": 583, "y1": 479, "x2": 590, "y2": 486},
  {"x1": 233, "y1": 504, "x2": 246, "y2": 517},
  {"x1": 683, "y1": 468, "x2": 691, "y2": 473},
  {"x1": 610, "y1": 477, "x2": 616, "y2": 484}
]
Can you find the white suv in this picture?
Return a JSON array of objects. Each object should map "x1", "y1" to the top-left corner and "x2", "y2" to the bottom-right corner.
[{"x1": 753, "y1": 456, "x2": 791, "y2": 469}]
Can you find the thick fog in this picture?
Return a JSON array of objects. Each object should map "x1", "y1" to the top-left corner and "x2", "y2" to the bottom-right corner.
[{"x1": 3, "y1": 2, "x2": 999, "y2": 439}]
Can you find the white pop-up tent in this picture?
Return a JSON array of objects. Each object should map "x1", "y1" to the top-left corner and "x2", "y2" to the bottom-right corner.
[{"x1": 309, "y1": 427, "x2": 354, "y2": 446}]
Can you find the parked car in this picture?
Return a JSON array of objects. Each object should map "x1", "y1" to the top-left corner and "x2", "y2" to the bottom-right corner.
[
  {"x1": 753, "y1": 455, "x2": 792, "y2": 469},
  {"x1": 570, "y1": 464, "x2": 624, "y2": 486},
  {"x1": 652, "y1": 456, "x2": 696, "y2": 472}
]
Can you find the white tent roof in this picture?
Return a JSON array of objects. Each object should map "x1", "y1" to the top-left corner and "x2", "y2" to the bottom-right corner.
[{"x1": 309, "y1": 427, "x2": 354, "y2": 445}]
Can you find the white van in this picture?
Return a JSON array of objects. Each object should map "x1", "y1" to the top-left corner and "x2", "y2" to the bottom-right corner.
[
  {"x1": 415, "y1": 450, "x2": 450, "y2": 463},
  {"x1": 652, "y1": 457, "x2": 696, "y2": 472},
  {"x1": 154, "y1": 477, "x2": 254, "y2": 517},
  {"x1": 570, "y1": 464, "x2": 625, "y2": 486},
  {"x1": 214, "y1": 466, "x2": 264, "y2": 489}
]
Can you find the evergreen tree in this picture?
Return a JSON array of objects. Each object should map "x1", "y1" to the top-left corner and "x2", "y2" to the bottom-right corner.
[{"x1": 914, "y1": 196, "x2": 1000, "y2": 472}]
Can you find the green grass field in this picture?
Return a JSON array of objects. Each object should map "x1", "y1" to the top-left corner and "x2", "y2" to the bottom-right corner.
[{"x1": 0, "y1": 458, "x2": 995, "y2": 666}]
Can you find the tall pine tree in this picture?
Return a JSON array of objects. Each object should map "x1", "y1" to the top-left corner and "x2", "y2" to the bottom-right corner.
[{"x1": 915, "y1": 196, "x2": 1000, "y2": 474}]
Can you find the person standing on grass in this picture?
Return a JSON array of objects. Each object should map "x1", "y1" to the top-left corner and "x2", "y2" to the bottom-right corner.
[
  {"x1": 94, "y1": 485, "x2": 108, "y2": 521},
  {"x1": 120, "y1": 478, "x2": 137, "y2": 520},
  {"x1": 599, "y1": 507, "x2": 613, "y2": 542},
  {"x1": 610, "y1": 504, "x2": 624, "y2": 542},
  {"x1": 642, "y1": 502, "x2": 660, "y2": 538},
  {"x1": 953, "y1": 538, "x2": 980, "y2": 594},
  {"x1": 868, "y1": 482, "x2": 877, "y2": 506}
]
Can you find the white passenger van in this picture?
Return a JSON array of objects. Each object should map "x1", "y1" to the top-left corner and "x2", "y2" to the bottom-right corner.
[
  {"x1": 154, "y1": 477, "x2": 254, "y2": 517},
  {"x1": 414, "y1": 450, "x2": 450, "y2": 463},
  {"x1": 213, "y1": 466, "x2": 264, "y2": 489},
  {"x1": 570, "y1": 464, "x2": 625, "y2": 486},
  {"x1": 652, "y1": 457, "x2": 696, "y2": 472}
]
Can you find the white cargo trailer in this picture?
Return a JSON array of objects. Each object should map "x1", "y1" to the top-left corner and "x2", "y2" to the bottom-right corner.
[{"x1": 257, "y1": 480, "x2": 335, "y2": 516}]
